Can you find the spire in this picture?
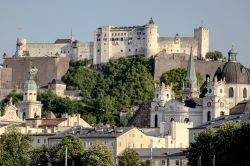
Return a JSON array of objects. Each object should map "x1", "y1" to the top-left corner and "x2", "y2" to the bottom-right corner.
[{"x1": 185, "y1": 47, "x2": 197, "y2": 81}]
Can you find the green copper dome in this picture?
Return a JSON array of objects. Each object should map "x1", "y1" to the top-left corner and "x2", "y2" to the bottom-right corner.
[{"x1": 24, "y1": 79, "x2": 37, "y2": 91}]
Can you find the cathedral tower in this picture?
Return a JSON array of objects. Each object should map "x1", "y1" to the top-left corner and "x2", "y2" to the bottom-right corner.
[
  {"x1": 145, "y1": 18, "x2": 159, "y2": 58},
  {"x1": 182, "y1": 47, "x2": 200, "y2": 100},
  {"x1": 19, "y1": 66, "x2": 42, "y2": 120}
]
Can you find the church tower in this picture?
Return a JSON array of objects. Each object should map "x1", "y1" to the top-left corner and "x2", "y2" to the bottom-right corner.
[
  {"x1": 202, "y1": 77, "x2": 228, "y2": 123},
  {"x1": 145, "y1": 17, "x2": 159, "y2": 58},
  {"x1": 19, "y1": 66, "x2": 42, "y2": 121},
  {"x1": 182, "y1": 47, "x2": 200, "y2": 100}
]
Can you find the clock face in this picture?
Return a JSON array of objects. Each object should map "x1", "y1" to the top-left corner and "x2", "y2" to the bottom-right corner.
[{"x1": 207, "y1": 102, "x2": 211, "y2": 107}]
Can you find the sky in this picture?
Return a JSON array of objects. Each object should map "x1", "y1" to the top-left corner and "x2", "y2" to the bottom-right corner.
[{"x1": 0, "y1": 0, "x2": 250, "y2": 66}]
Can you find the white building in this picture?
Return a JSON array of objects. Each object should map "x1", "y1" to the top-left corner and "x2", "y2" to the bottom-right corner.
[
  {"x1": 15, "y1": 37, "x2": 93, "y2": 61},
  {"x1": 150, "y1": 46, "x2": 250, "y2": 148},
  {"x1": 14, "y1": 18, "x2": 209, "y2": 64}
]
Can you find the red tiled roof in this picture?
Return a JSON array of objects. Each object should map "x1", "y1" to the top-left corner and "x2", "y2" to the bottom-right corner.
[{"x1": 39, "y1": 118, "x2": 67, "y2": 127}]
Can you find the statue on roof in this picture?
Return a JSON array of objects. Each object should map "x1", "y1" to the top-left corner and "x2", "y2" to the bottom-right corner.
[{"x1": 28, "y1": 66, "x2": 38, "y2": 80}]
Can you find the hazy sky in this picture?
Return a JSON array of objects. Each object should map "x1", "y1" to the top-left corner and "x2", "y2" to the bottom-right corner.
[{"x1": 0, "y1": 0, "x2": 250, "y2": 66}]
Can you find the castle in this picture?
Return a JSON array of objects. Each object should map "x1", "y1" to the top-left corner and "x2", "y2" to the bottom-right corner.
[{"x1": 14, "y1": 18, "x2": 209, "y2": 64}]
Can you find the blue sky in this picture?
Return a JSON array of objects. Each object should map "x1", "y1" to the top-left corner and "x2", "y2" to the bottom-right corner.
[{"x1": 0, "y1": 0, "x2": 250, "y2": 66}]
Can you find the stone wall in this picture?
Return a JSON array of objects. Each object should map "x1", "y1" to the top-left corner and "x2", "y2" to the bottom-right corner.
[
  {"x1": 154, "y1": 52, "x2": 225, "y2": 81},
  {"x1": 3, "y1": 57, "x2": 70, "y2": 89},
  {"x1": 0, "y1": 67, "x2": 12, "y2": 88}
]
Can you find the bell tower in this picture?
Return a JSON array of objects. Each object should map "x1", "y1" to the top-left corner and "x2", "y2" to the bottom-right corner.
[{"x1": 19, "y1": 65, "x2": 42, "y2": 121}]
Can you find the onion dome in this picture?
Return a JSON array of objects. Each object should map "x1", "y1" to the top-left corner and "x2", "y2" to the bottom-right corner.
[{"x1": 214, "y1": 47, "x2": 250, "y2": 84}]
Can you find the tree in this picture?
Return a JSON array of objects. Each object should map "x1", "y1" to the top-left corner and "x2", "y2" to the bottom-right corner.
[
  {"x1": 186, "y1": 122, "x2": 250, "y2": 166},
  {"x1": 82, "y1": 142, "x2": 115, "y2": 166},
  {"x1": 0, "y1": 125, "x2": 31, "y2": 166},
  {"x1": 118, "y1": 148, "x2": 141, "y2": 166},
  {"x1": 160, "y1": 68, "x2": 204, "y2": 100},
  {"x1": 186, "y1": 127, "x2": 215, "y2": 166},
  {"x1": 205, "y1": 51, "x2": 223, "y2": 60},
  {"x1": 29, "y1": 145, "x2": 50, "y2": 166},
  {"x1": 52, "y1": 135, "x2": 84, "y2": 166},
  {"x1": 63, "y1": 55, "x2": 154, "y2": 125}
]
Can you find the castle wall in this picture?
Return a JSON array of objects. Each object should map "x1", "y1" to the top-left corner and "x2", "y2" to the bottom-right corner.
[
  {"x1": 0, "y1": 67, "x2": 12, "y2": 88},
  {"x1": 26, "y1": 43, "x2": 69, "y2": 57},
  {"x1": 16, "y1": 38, "x2": 93, "y2": 61},
  {"x1": 158, "y1": 37, "x2": 198, "y2": 56},
  {"x1": 154, "y1": 53, "x2": 224, "y2": 81},
  {"x1": 3, "y1": 57, "x2": 70, "y2": 88}
]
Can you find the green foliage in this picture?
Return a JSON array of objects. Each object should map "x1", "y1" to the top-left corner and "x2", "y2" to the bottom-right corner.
[
  {"x1": 82, "y1": 142, "x2": 115, "y2": 166},
  {"x1": 160, "y1": 68, "x2": 204, "y2": 100},
  {"x1": 52, "y1": 135, "x2": 84, "y2": 166},
  {"x1": 63, "y1": 55, "x2": 154, "y2": 125},
  {"x1": 205, "y1": 51, "x2": 223, "y2": 60},
  {"x1": 29, "y1": 145, "x2": 50, "y2": 166},
  {"x1": 118, "y1": 148, "x2": 141, "y2": 166},
  {"x1": 0, "y1": 125, "x2": 31, "y2": 166},
  {"x1": 187, "y1": 122, "x2": 250, "y2": 166},
  {"x1": 38, "y1": 90, "x2": 85, "y2": 118},
  {"x1": 0, "y1": 92, "x2": 22, "y2": 116}
]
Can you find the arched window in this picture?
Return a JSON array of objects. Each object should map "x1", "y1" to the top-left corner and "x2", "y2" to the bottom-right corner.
[
  {"x1": 166, "y1": 94, "x2": 169, "y2": 98},
  {"x1": 156, "y1": 93, "x2": 159, "y2": 98},
  {"x1": 243, "y1": 88, "x2": 247, "y2": 98},
  {"x1": 154, "y1": 115, "x2": 158, "y2": 127},
  {"x1": 207, "y1": 111, "x2": 211, "y2": 121},
  {"x1": 170, "y1": 118, "x2": 175, "y2": 122},
  {"x1": 220, "y1": 111, "x2": 225, "y2": 116},
  {"x1": 155, "y1": 106, "x2": 158, "y2": 111},
  {"x1": 22, "y1": 112, "x2": 26, "y2": 121},
  {"x1": 229, "y1": 87, "x2": 234, "y2": 98},
  {"x1": 184, "y1": 118, "x2": 189, "y2": 123}
]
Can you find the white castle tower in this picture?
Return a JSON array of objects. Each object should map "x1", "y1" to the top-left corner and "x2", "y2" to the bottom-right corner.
[
  {"x1": 15, "y1": 37, "x2": 27, "y2": 57},
  {"x1": 194, "y1": 27, "x2": 209, "y2": 59},
  {"x1": 145, "y1": 17, "x2": 159, "y2": 58}
]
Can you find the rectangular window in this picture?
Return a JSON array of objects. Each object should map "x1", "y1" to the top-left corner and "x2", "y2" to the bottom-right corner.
[
  {"x1": 37, "y1": 139, "x2": 40, "y2": 143},
  {"x1": 176, "y1": 160, "x2": 180, "y2": 166}
]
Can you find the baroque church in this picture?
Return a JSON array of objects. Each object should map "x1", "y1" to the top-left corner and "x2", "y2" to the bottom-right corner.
[
  {"x1": 0, "y1": 65, "x2": 91, "y2": 134},
  {"x1": 150, "y1": 46, "x2": 250, "y2": 133}
]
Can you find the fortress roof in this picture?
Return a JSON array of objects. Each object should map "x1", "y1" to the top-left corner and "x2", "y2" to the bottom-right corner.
[{"x1": 54, "y1": 39, "x2": 72, "y2": 44}]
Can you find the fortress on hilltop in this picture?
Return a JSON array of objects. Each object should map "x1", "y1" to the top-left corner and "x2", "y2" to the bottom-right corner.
[{"x1": 14, "y1": 18, "x2": 209, "y2": 64}]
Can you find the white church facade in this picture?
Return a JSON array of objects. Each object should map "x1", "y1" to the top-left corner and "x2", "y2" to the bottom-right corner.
[
  {"x1": 14, "y1": 18, "x2": 209, "y2": 64},
  {"x1": 150, "y1": 46, "x2": 250, "y2": 148}
]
